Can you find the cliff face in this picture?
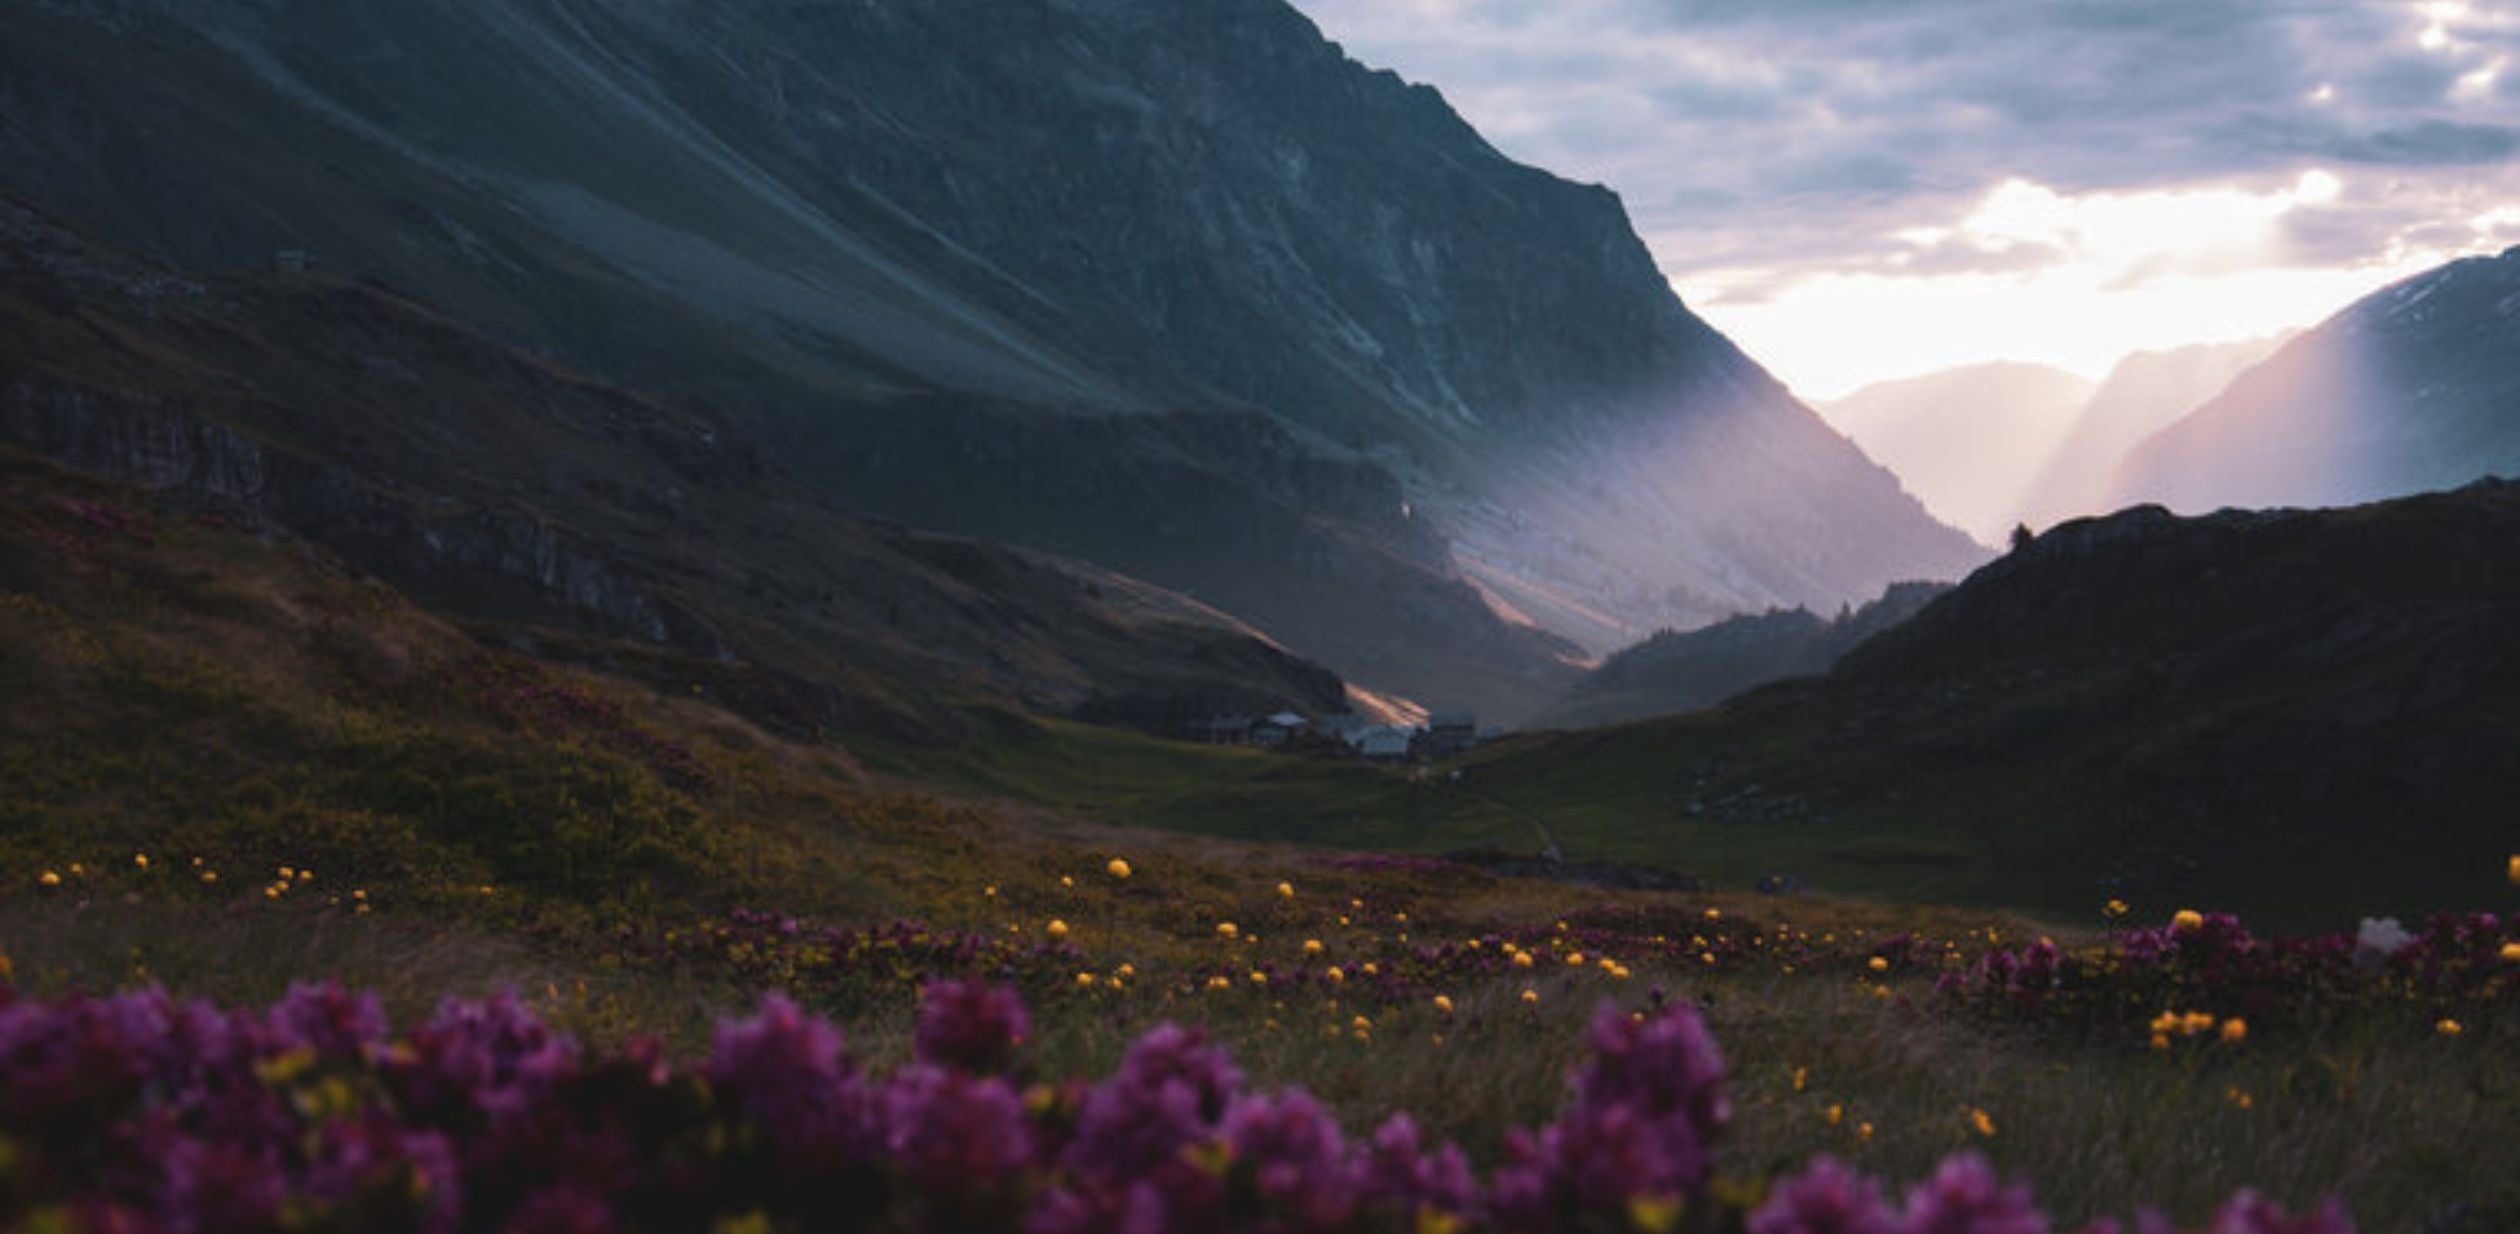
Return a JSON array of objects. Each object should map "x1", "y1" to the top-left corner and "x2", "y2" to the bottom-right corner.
[{"x1": 1, "y1": 0, "x2": 1980, "y2": 709}]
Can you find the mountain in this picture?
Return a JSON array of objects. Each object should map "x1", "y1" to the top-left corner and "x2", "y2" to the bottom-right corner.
[
  {"x1": 0, "y1": 0, "x2": 1981, "y2": 711},
  {"x1": 2015, "y1": 336, "x2": 2287, "y2": 532},
  {"x1": 1818, "y1": 364, "x2": 2092, "y2": 544},
  {"x1": 1533, "y1": 582, "x2": 1946, "y2": 730},
  {"x1": 2109, "y1": 248, "x2": 2520, "y2": 513},
  {"x1": 1446, "y1": 486, "x2": 2520, "y2": 925},
  {"x1": 0, "y1": 200, "x2": 1353, "y2": 743}
]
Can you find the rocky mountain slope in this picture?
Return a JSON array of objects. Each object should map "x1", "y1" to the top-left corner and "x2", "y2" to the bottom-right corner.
[
  {"x1": 1819, "y1": 364, "x2": 2092, "y2": 545},
  {"x1": 0, "y1": 202, "x2": 1351, "y2": 743},
  {"x1": 2016, "y1": 336, "x2": 2284, "y2": 531},
  {"x1": 0, "y1": 0, "x2": 1980, "y2": 710},
  {"x1": 1533, "y1": 582, "x2": 1946, "y2": 730},
  {"x1": 1450, "y1": 485, "x2": 2520, "y2": 924},
  {"x1": 2110, "y1": 248, "x2": 2520, "y2": 513}
]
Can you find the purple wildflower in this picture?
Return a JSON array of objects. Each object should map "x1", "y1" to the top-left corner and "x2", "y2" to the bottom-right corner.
[
  {"x1": 1902, "y1": 1153, "x2": 2051, "y2": 1234},
  {"x1": 913, "y1": 979, "x2": 1032, "y2": 1074},
  {"x1": 1751, "y1": 1157, "x2": 1901, "y2": 1234}
]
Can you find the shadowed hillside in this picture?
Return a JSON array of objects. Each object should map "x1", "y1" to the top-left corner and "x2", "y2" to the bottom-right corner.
[{"x1": 1450, "y1": 485, "x2": 2520, "y2": 926}]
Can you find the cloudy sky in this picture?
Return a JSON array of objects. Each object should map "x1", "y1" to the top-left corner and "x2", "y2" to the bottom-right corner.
[{"x1": 1292, "y1": 0, "x2": 2520, "y2": 399}]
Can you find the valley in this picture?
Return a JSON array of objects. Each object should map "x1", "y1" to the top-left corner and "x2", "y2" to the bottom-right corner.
[{"x1": 3, "y1": 1, "x2": 2517, "y2": 1231}]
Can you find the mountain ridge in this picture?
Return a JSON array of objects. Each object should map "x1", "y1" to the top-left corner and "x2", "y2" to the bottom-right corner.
[{"x1": 0, "y1": 0, "x2": 1982, "y2": 707}]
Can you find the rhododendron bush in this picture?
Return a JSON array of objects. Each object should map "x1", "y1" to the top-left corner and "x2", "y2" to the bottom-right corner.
[{"x1": 0, "y1": 980, "x2": 2352, "y2": 1234}]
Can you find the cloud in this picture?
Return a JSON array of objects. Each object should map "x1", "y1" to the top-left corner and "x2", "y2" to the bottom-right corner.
[{"x1": 1293, "y1": 0, "x2": 2520, "y2": 394}]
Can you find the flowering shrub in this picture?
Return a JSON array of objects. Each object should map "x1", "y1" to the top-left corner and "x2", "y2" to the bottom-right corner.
[
  {"x1": 1941, "y1": 910, "x2": 2514, "y2": 1037},
  {"x1": 0, "y1": 979, "x2": 2356, "y2": 1234}
]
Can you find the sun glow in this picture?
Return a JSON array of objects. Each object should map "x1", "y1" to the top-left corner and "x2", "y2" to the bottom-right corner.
[{"x1": 1686, "y1": 171, "x2": 2453, "y2": 401}]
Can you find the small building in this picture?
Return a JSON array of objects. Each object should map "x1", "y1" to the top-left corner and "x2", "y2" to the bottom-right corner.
[
  {"x1": 1249, "y1": 711, "x2": 1308, "y2": 748},
  {"x1": 1351, "y1": 725, "x2": 1416, "y2": 763},
  {"x1": 1415, "y1": 712, "x2": 1479, "y2": 760}
]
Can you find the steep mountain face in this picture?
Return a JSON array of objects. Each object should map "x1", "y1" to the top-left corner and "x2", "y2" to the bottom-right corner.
[
  {"x1": 2110, "y1": 249, "x2": 2520, "y2": 513},
  {"x1": 0, "y1": 0, "x2": 1979, "y2": 710},
  {"x1": 1819, "y1": 364, "x2": 2092, "y2": 544},
  {"x1": 1456, "y1": 486, "x2": 2520, "y2": 923},
  {"x1": 2016, "y1": 336, "x2": 2286, "y2": 531},
  {"x1": 1534, "y1": 582, "x2": 1946, "y2": 729},
  {"x1": 0, "y1": 202, "x2": 1352, "y2": 742}
]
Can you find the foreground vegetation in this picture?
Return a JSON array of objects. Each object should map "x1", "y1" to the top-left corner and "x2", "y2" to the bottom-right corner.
[{"x1": 4, "y1": 453, "x2": 2516, "y2": 1231}]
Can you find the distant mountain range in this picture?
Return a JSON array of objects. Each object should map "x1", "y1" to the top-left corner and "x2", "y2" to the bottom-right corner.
[
  {"x1": 1821, "y1": 339, "x2": 2290, "y2": 544},
  {"x1": 2111, "y1": 246, "x2": 2520, "y2": 513},
  {"x1": 2017, "y1": 337, "x2": 2286, "y2": 530},
  {"x1": 1533, "y1": 582, "x2": 1947, "y2": 730},
  {"x1": 0, "y1": 0, "x2": 1983, "y2": 717},
  {"x1": 1455, "y1": 483, "x2": 2520, "y2": 924}
]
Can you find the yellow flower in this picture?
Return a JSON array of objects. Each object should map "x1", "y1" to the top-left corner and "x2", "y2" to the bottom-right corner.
[
  {"x1": 2509, "y1": 854, "x2": 2520, "y2": 885},
  {"x1": 1857, "y1": 1122, "x2": 1875, "y2": 1143},
  {"x1": 38, "y1": 871, "x2": 61, "y2": 888},
  {"x1": 1825, "y1": 1103, "x2": 1844, "y2": 1127},
  {"x1": 1970, "y1": 1108, "x2": 1996, "y2": 1137},
  {"x1": 1076, "y1": 972, "x2": 1097, "y2": 988},
  {"x1": 2220, "y1": 1018, "x2": 2247, "y2": 1045},
  {"x1": 1116, "y1": 963, "x2": 1136, "y2": 979},
  {"x1": 1107, "y1": 858, "x2": 1132, "y2": 880},
  {"x1": 1565, "y1": 952, "x2": 1585, "y2": 967},
  {"x1": 133, "y1": 854, "x2": 149, "y2": 870},
  {"x1": 1433, "y1": 995, "x2": 1455, "y2": 1015},
  {"x1": 984, "y1": 885, "x2": 997, "y2": 898},
  {"x1": 1206, "y1": 976, "x2": 1232, "y2": 992},
  {"x1": 1361, "y1": 962, "x2": 1379, "y2": 976},
  {"x1": 1609, "y1": 965, "x2": 1632, "y2": 981},
  {"x1": 1867, "y1": 956, "x2": 1890, "y2": 973},
  {"x1": 1216, "y1": 922, "x2": 1240, "y2": 940},
  {"x1": 1520, "y1": 988, "x2": 1539, "y2": 1004},
  {"x1": 1791, "y1": 1067, "x2": 1808, "y2": 1093},
  {"x1": 1250, "y1": 971, "x2": 1269, "y2": 986},
  {"x1": 1512, "y1": 951, "x2": 1534, "y2": 969},
  {"x1": 1352, "y1": 1015, "x2": 1373, "y2": 1031},
  {"x1": 279, "y1": 866, "x2": 295, "y2": 880},
  {"x1": 479, "y1": 885, "x2": 495, "y2": 897},
  {"x1": 1046, "y1": 919, "x2": 1071, "y2": 941},
  {"x1": 2104, "y1": 898, "x2": 2130, "y2": 917},
  {"x1": 2172, "y1": 910, "x2": 2204, "y2": 933},
  {"x1": 1301, "y1": 939, "x2": 1325, "y2": 956},
  {"x1": 2500, "y1": 941, "x2": 2520, "y2": 964},
  {"x1": 2436, "y1": 1018, "x2": 2463, "y2": 1037},
  {"x1": 1628, "y1": 1194, "x2": 1684, "y2": 1234},
  {"x1": 2181, "y1": 1011, "x2": 2216, "y2": 1037},
  {"x1": 1324, "y1": 966, "x2": 1345, "y2": 984},
  {"x1": 1393, "y1": 911, "x2": 1407, "y2": 922},
  {"x1": 1060, "y1": 876, "x2": 1074, "y2": 889},
  {"x1": 200, "y1": 871, "x2": 218, "y2": 885},
  {"x1": 1276, "y1": 881, "x2": 1295, "y2": 899},
  {"x1": 1703, "y1": 908, "x2": 1722, "y2": 921},
  {"x1": 2224, "y1": 1086, "x2": 2254, "y2": 1110}
]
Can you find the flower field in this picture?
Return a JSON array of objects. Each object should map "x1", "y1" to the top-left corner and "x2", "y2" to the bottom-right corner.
[
  {"x1": 0, "y1": 976, "x2": 2373, "y2": 1234},
  {"x1": 5, "y1": 849, "x2": 2513, "y2": 1233},
  {"x1": 4, "y1": 464, "x2": 2514, "y2": 1232}
]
